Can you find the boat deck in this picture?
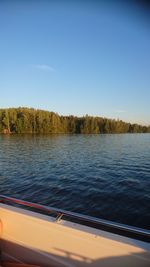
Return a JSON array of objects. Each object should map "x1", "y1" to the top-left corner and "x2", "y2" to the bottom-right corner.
[{"x1": 0, "y1": 197, "x2": 150, "y2": 267}]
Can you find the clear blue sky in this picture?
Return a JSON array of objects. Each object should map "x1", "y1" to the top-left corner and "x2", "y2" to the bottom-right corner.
[{"x1": 0, "y1": 1, "x2": 150, "y2": 125}]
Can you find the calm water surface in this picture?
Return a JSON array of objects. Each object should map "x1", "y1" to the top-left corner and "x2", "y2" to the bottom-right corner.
[{"x1": 0, "y1": 134, "x2": 150, "y2": 229}]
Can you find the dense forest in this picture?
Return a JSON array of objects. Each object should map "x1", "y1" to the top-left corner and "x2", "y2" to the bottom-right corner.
[{"x1": 0, "y1": 107, "x2": 150, "y2": 134}]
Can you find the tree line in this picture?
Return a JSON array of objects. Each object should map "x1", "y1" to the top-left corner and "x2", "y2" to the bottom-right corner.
[{"x1": 0, "y1": 107, "x2": 150, "y2": 134}]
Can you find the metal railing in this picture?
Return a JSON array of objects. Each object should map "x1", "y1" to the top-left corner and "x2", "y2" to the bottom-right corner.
[{"x1": 0, "y1": 194, "x2": 149, "y2": 243}]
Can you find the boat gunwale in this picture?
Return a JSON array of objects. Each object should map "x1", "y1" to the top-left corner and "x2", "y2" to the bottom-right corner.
[{"x1": 0, "y1": 194, "x2": 149, "y2": 243}]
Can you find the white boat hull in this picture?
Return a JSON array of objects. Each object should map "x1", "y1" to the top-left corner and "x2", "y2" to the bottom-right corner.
[{"x1": 0, "y1": 203, "x2": 150, "y2": 267}]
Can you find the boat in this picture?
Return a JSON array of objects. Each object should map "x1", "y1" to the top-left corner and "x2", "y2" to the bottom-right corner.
[{"x1": 0, "y1": 195, "x2": 150, "y2": 266}]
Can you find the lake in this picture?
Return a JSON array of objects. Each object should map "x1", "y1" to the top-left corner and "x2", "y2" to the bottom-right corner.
[{"x1": 0, "y1": 134, "x2": 149, "y2": 229}]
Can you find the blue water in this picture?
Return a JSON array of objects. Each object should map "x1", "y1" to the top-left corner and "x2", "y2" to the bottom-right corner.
[{"x1": 0, "y1": 134, "x2": 150, "y2": 229}]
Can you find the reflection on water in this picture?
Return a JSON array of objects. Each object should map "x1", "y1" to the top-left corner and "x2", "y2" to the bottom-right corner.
[{"x1": 0, "y1": 134, "x2": 150, "y2": 229}]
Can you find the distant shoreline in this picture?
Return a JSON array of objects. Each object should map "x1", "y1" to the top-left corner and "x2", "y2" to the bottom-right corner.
[
  {"x1": 1, "y1": 132, "x2": 150, "y2": 135},
  {"x1": 0, "y1": 107, "x2": 150, "y2": 134}
]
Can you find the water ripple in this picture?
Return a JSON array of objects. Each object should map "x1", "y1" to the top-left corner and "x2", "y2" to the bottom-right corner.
[{"x1": 0, "y1": 134, "x2": 150, "y2": 229}]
